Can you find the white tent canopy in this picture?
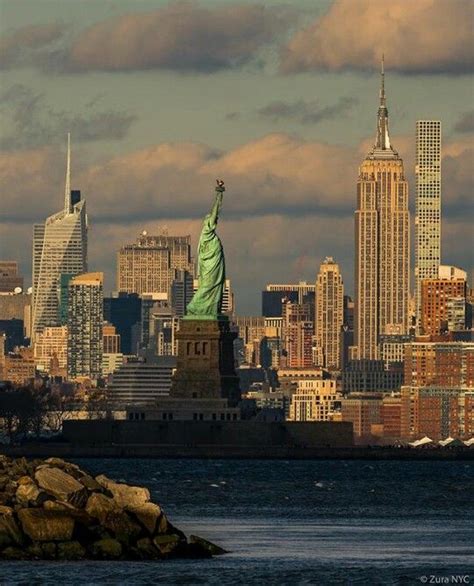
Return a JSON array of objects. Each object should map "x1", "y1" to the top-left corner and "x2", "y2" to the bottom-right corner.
[
  {"x1": 409, "y1": 436, "x2": 433, "y2": 447},
  {"x1": 439, "y1": 437, "x2": 465, "y2": 447}
]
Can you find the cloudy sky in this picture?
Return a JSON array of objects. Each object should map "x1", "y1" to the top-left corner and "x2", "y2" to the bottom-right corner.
[{"x1": 0, "y1": 0, "x2": 472, "y2": 313}]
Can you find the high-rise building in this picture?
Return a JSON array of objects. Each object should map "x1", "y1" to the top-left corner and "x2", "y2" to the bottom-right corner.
[
  {"x1": 67, "y1": 272, "x2": 103, "y2": 381},
  {"x1": 135, "y1": 233, "x2": 192, "y2": 272},
  {"x1": 117, "y1": 232, "x2": 192, "y2": 296},
  {"x1": 288, "y1": 379, "x2": 341, "y2": 422},
  {"x1": 404, "y1": 340, "x2": 474, "y2": 389},
  {"x1": 2, "y1": 346, "x2": 35, "y2": 385},
  {"x1": 262, "y1": 282, "x2": 315, "y2": 319},
  {"x1": 342, "y1": 359, "x2": 403, "y2": 394},
  {"x1": 415, "y1": 120, "x2": 442, "y2": 329},
  {"x1": 34, "y1": 325, "x2": 68, "y2": 374},
  {"x1": 420, "y1": 267, "x2": 467, "y2": 336},
  {"x1": 315, "y1": 257, "x2": 344, "y2": 370},
  {"x1": 103, "y1": 292, "x2": 141, "y2": 356},
  {"x1": 354, "y1": 59, "x2": 409, "y2": 359},
  {"x1": 103, "y1": 322, "x2": 121, "y2": 354},
  {"x1": 281, "y1": 300, "x2": 314, "y2": 368},
  {"x1": 171, "y1": 270, "x2": 194, "y2": 318},
  {"x1": 32, "y1": 135, "x2": 87, "y2": 339},
  {"x1": 401, "y1": 386, "x2": 472, "y2": 441},
  {"x1": 0, "y1": 261, "x2": 24, "y2": 293}
]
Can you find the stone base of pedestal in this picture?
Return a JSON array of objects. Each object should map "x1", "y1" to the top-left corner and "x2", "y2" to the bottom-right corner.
[{"x1": 170, "y1": 317, "x2": 241, "y2": 407}]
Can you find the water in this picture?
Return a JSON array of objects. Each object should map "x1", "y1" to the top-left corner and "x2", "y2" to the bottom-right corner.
[{"x1": 2, "y1": 459, "x2": 473, "y2": 584}]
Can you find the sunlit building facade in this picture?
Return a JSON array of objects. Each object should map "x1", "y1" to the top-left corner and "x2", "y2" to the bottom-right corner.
[{"x1": 355, "y1": 60, "x2": 409, "y2": 359}]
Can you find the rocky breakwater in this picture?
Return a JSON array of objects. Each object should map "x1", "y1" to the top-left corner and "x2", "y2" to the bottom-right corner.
[{"x1": 0, "y1": 456, "x2": 226, "y2": 560}]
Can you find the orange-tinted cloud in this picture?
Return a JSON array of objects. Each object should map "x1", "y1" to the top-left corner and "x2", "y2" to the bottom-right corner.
[
  {"x1": 281, "y1": 0, "x2": 474, "y2": 74},
  {"x1": 1, "y1": 131, "x2": 472, "y2": 308}
]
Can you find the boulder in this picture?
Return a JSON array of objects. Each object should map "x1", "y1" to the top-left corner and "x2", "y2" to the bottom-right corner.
[
  {"x1": 190, "y1": 534, "x2": 228, "y2": 555},
  {"x1": 91, "y1": 537, "x2": 122, "y2": 559},
  {"x1": 0, "y1": 506, "x2": 23, "y2": 548},
  {"x1": 78, "y1": 474, "x2": 102, "y2": 492},
  {"x1": 43, "y1": 499, "x2": 93, "y2": 526},
  {"x1": 57, "y1": 540, "x2": 86, "y2": 560},
  {"x1": 17, "y1": 508, "x2": 75, "y2": 542},
  {"x1": 35, "y1": 466, "x2": 88, "y2": 508},
  {"x1": 96, "y1": 475, "x2": 150, "y2": 508},
  {"x1": 126, "y1": 502, "x2": 162, "y2": 534},
  {"x1": 102, "y1": 510, "x2": 142, "y2": 544},
  {"x1": 136, "y1": 537, "x2": 160, "y2": 559},
  {"x1": 153, "y1": 533, "x2": 181, "y2": 556},
  {"x1": 15, "y1": 478, "x2": 41, "y2": 506},
  {"x1": 1, "y1": 546, "x2": 27, "y2": 560},
  {"x1": 85, "y1": 492, "x2": 117, "y2": 523}
]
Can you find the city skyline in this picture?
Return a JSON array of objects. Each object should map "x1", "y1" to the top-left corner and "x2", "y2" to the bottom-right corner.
[{"x1": 0, "y1": 0, "x2": 473, "y2": 315}]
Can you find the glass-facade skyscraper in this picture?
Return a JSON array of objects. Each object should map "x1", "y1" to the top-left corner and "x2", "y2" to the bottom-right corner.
[{"x1": 32, "y1": 135, "x2": 87, "y2": 339}]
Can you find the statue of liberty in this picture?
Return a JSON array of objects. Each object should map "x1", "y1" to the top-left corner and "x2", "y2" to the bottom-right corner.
[{"x1": 186, "y1": 179, "x2": 226, "y2": 319}]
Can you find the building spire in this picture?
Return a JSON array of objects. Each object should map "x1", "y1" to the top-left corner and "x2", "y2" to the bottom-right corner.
[
  {"x1": 374, "y1": 55, "x2": 391, "y2": 151},
  {"x1": 380, "y1": 54, "x2": 385, "y2": 107},
  {"x1": 64, "y1": 132, "x2": 71, "y2": 213}
]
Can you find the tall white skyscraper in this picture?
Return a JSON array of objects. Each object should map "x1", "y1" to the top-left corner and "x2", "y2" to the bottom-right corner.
[
  {"x1": 415, "y1": 120, "x2": 442, "y2": 329},
  {"x1": 32, "y1": 135, "x2": 88, "y2": 339},
  {"x1": 354, "y1": 59, "x2": 410, "y2": 360}
]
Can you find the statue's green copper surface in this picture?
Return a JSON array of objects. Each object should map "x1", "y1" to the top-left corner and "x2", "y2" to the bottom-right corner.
[{"x1": 185, "y1": 180, "x2": 226, "y2": 320}]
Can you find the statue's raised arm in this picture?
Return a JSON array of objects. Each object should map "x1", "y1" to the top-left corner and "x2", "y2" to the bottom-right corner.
[{"x1": 185, "y1": 180, "x2": 227, "y2": 319}]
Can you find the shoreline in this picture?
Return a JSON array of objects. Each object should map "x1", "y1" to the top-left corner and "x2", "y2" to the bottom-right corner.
[{"x1": 1, "y1": 443, "x2": 472, "y2": 460}]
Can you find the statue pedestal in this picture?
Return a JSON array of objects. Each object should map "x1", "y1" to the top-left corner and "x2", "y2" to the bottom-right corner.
[{"x1": 170, "y1": 317, "x2": 241, "y2": 407}]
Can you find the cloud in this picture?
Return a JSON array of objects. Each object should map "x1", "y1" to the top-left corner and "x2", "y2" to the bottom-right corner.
[
  {"x1": 1, "y1": 132, "x2": 472, "y2": 312},
  {"x1": 0, "y1": 22, "x2": 66, "y2": 69},
  {"x1": 257, "y1": 97, "x2": 357, "y2": 125},
  {"x1": 281, "y1": 0, "x2": 474, "y2": 75},
  {"x1": 1, "y1": 131, "x2": 471, "y2": 226},
  {"x1": 0, "y1": 84, "x2": 136, "y2": 149},
  {"x1": 453, "y1": 110, "x2": 474, "y2": 134},
  {"x1": 66, "y1": 2, "x2": 293, "y2": 73}
]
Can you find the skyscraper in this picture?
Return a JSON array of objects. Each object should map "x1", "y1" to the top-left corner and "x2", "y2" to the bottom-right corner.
[
  {"x1": 315, "y1": 257, "x2": 344, "y2": 370},
  {"x1": 32, "y1": 135, "x2": 87, "y2": 339},
  {"x1": 117, "y1": 232, "x2": 192, "y2": 296},
  {"x1": 354, "y1": 59, "x2": 410, "y2": 359},
  {"x1": 415, "y1": 120, "x2": 442, "y2": 330},
  {"x1": 281, "y1": 299, "x2": 314, "y2": 368},
  {"x1": 67, "y1": 272, "x2": 103, "y2": 380},
  {"x1": 420, "y1": 266, "x2": 467, "y2": 336}
]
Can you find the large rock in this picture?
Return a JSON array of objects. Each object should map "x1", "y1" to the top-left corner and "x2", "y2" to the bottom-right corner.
[
  {"x1": 57, "y1": 540, "x2": 86, "y2": 560},
  {"x1": 153, "y1": 533, "x2": 181, "y2": 556},
  {"x1": 0, "y1": 506, "x2": 23, "y2": 548},
  {"x1": 85, "y1": 492, "x2": 117, "y2": 523},
  {"x1": 35, "y1": 466, "x2": 88, "y2": 508},
  {"x1": 190, "y1": 534, "x2": 228, "y2": 555},
  {"x1": 102, "y1": 510, "x2": 142, "y2": 544},
  {"x1": 126, "y1": 502, "x2": 162, "y2": 534},
  {"x1": 15, "y1": 477, "x2": 41, "y2": 506},
  {"x1": 91, "y1": 537, "x2": 122, "y2": 559},
  {"x1": 95, "y1": 475, "x2": 150, "y2": 508},
  {"x1": 17, "y1": 508, "x2": 75, "y2": 542}
]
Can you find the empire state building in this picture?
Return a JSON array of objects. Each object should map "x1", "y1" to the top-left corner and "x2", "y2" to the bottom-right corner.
[{"x1": 354, "y1": 59, "x2": 410, "y2": 360}]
